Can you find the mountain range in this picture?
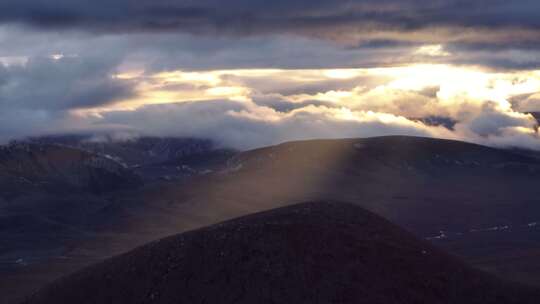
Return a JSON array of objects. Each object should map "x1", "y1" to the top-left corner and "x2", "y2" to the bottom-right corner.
[{"x1": 2, "y1": 135, "x2": 540, "y2": 303}]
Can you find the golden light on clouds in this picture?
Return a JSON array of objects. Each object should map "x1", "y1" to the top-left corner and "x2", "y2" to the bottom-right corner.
[
  {"x1": 154, "y1": 70, "x2": 222, "y2": 86},
  {"x1": 67, "y1": 63, "x2": 540, "y2": 150},
  {"x1": 414, "y1": 45, "x2": 451, "y2": 57},
  {"x1": 4, "y1": 1, "x2": 540, "y2": 151},
  {"x1": 323, "y1": 69, "x2": 366, "y2": 79},
  {"x1": 99, "y1": 64, "x2": 540, "y2": 123}
]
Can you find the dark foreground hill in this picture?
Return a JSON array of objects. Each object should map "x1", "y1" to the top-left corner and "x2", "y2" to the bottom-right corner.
[{"x1": 23, "y1": 202, "x2": 539, "y2": 304}]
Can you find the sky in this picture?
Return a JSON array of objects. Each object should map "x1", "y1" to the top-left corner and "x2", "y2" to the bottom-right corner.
[{"x1": 1, "y1": 0, "x2": 540, "y2": 149}]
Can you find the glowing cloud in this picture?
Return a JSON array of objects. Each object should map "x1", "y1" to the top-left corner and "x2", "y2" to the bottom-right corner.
[
  {"x1": 59, "y1": 64, "x2": 540, "y2": 150},
  {"x1": 414, "y1": 45, "x2": 451, "y2": 57}
]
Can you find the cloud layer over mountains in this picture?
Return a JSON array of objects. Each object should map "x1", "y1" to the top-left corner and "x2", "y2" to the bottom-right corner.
[{"x1": 1, "y1": 1, "x2": 540, "y2": 150}]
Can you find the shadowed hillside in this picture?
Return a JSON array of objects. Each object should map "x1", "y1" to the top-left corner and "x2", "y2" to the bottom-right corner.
[
  {"x1": 121, "y1": 136, "x2": 540, "y2": 286},
  {"x1": 4, "y1": 136, "x2": 540, "y2": 303},
  {"x1": 27, "y1": 135, "x2": 236, "y2": 181},
  {"x1": 0, "y1": 143, "x2": 141, "y2": 198}
]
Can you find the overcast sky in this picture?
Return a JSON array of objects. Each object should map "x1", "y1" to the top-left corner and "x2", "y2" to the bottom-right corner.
[{"x1": 1, "y1": 0, "x2": 540, "y2": 149}]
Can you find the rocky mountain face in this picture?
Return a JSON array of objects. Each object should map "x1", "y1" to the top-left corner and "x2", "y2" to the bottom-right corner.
[
  {"x1": 0, "y1": 142, "x2": 142, "y2": 199},
  {"x1": 27, "y1": 135, "x2": 236, "y2": 181},
  {"x1": 23, "y1": 202, "x2": 540, "y2": 304},
  {"x1": 409, "y1": 115, "x2": 457, "y2": 130}
]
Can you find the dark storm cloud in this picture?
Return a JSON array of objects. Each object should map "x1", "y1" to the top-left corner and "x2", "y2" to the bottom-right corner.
[
  {"x1": 252, "y1": 96, "x2": 339, "y2": 113},
  {"x1": 221, "y1": 73, "x2": 388, "y2": 96},
  {"x1": 0, "y1": 55, "x2": 134, "y2": 110},
  {"x1": 1, "y1": 1, "x2": 540, "y2": 43},
  {"x1": 1, "y1": 0, "x2": 540, "y2": 75},
  {"x1": 353, "y1": 40, "x2": 421, "y2": 49}
]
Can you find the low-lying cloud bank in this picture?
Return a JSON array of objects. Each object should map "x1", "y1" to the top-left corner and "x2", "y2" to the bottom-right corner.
[
  {"x1": 92, "y1": 100, "x2": 447, "y2": 150},
  {"x1": 9, "y1": 95, "x2": 538, "y2": 151},
  {"x1": 84, "y1": 97, "x2": 538, "y2": 151}
]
